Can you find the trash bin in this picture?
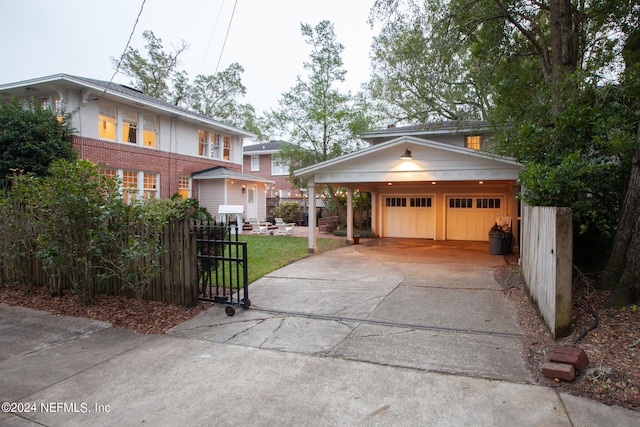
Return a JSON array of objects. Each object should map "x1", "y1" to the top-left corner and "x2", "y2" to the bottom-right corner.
[
  {"x1": 489, "y1": 223, "x2": 512, "y2": 255},
  {"x1": 302, "y1": 212, "x2": 309, "y2": 227}
]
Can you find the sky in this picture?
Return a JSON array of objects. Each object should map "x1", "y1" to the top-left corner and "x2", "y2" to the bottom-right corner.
[{"x1": 0, "y1": 0, "x2": 378, "y2": 115}]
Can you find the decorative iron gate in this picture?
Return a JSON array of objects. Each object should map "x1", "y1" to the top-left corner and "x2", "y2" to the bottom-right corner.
[{"x1": 194, "y1": 220, "x2": 250, "y2": 316}]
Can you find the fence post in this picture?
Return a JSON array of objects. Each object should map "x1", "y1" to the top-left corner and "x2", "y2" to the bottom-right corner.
[{"x1": 521, "y1": 206, "x2": 573, "y2": 338}]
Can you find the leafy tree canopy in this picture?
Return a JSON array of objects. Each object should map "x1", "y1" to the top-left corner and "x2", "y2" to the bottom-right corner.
[
  {"x1": 266, "y1": 20, "x2": 377, "y2": 188},
  {"x1": 115, "y1": 30, "x2": 266, "y2": 139},
  {"x1": 0, "y1": 98, "x2": 76, "y2": 180}
]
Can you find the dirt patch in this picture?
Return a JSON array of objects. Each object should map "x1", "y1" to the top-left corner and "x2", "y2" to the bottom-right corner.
[
  {"x1": 497, "y1": 255, "x2": 640, "y2": 411},
  {"x1": 0, "y1": 283, "x2": 211, "y2": 335}
]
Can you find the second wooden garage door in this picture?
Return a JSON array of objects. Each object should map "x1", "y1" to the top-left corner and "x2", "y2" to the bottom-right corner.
[{"x1": 446, "y1": 196, "x2": 505, "y2": 241}]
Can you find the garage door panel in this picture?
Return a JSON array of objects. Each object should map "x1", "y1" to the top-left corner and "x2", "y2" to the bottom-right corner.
[
  {"x1": 383, "y1": 196, "x2": 434, "y2": 239},
  {"x1": 446, "y1": 196, "x2": 505, "y2": 241}
]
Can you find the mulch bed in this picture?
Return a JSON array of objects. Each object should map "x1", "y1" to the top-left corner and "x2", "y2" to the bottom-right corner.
[{"x1": 498, "y1": 255, "x2": 640, "y2": 411}]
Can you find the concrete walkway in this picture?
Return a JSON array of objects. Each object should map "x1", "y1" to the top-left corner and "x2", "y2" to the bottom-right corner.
[{"x1": 1, "y1": 239, "x2": 638, "y2": 426}]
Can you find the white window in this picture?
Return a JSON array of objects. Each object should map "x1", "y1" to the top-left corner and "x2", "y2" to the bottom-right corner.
[
  {"x1": 251, "y1": 156, "x2": 260, "y2": 171},
  {"x1": 100, "y1": 168, "x2": 159, "y2": 203},
  {"x1": 178, "y1": 176, "x2": 191, "y2": 198},
  {"x1": 212, "y1": 133, "x2": 221, "y2": 159},
  {"x1": 99, "y1": 103, "x2": 117, "y2": 141},
  {"x1": 198, "y1": 129, "x2": 208, "y2": 157},
  {"x1": 143, "y1": 115, "x2": 157, "y2": 147},
  {"x1": 122, "y1": 109, "x2": 138, "y2": 144},
  {"x1": 223, "y1": 136, "x2": 231, "y2": 160},
  {"x1": 272, "y1": 158, "x2": 290, "y2": 176},
  {"x1": 98, "y1": 104, "x2": 156, "y2": 148},
  {"x1": 143, "y1": 173, "x2": 159, "y2": 200}
]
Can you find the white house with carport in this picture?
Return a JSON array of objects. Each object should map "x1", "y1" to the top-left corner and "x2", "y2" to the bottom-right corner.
[{"x1": 295, "y1": 122, "x2": 523, "y2": 253}]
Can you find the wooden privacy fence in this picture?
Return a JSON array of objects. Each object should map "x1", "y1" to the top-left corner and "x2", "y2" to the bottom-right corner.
[
  {"x1": 521, "y1": 206, "x2": 573, "y2": 338},
  {"x1": 1, "y1": 218, "x2": 199, "y2": 307}
]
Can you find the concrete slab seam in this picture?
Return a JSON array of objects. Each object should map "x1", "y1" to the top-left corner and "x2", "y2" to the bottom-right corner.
[{"x1": 248, "y1": 308, "x2": 524, "y2": 338}]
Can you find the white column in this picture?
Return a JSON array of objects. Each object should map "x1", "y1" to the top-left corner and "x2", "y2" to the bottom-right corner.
[
  {"x1": 346, "y1": 187, "x2": 354, "y2": 244},
  {"x1": 307, "y1": 181, "x2": 317, "y2": 254}
]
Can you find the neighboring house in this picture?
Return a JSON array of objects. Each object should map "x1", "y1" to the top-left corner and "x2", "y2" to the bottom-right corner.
[
  {"x1": 296, "y1": 121, "x2": 523, "y2": 251},
  {"x1": 0, "y1": 74, "x2": 273, "y2": 220},
  {"x1": 242, "y1": 140, "x2": 300, "y2": 198}
]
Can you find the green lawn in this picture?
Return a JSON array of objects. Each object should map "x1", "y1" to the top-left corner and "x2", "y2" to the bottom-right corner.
[{"x1": 238, "y1": 235, "x2": 346, "y2": 284}]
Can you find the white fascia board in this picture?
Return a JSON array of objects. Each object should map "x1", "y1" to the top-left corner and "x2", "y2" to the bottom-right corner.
[{"x1": 1, "y1": 74, "x2": 255, "y2": 138}]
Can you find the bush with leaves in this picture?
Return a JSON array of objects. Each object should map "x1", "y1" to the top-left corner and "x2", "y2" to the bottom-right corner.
[
  {"x1": 34, "y1": 159, "x2": 121, "y2": 302},
  {"x1": 0, "y1": 173, "x2": 43, "y2": 291},
  {"x1": 272, "y1": 201, "x2": 300, "y2": 223},
  {"x1": 0, "y1": 98, "x2": 76, "y2": 181},
  {"x1": 106, "y1": 200, "x2": 167, "y2": 309}
]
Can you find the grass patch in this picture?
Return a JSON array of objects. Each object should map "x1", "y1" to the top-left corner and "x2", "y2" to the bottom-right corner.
[{"x1": 239, "y1": 235, "x2": 346, "y2": 284}]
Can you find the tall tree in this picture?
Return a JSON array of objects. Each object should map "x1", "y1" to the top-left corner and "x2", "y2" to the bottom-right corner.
[
  {"x1": 370, "y1": 0, "x2": 640, "y2": 303},
  {"x1": 601, "y1": 34, "x2": 640, "y2": 305},
  {"x1": 369, "y1": 0, "x2": 491, "y2": 123},
  {"x1": 116, "y1": 30, "x2": 189, "y2": 100},
  {"x1": 268, "y1": 21, "x2": 374, "y2": 186}
]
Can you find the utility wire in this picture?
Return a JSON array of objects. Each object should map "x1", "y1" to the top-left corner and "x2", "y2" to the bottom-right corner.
[
  {"x1": 98, "y1": 0, "x2": 147, "y2": 99},
  {"x1": 198, "y1": 0, "x2": 226, "y2": 75},
  {"x1": 214, "y1": 0, "x2": 238, "y2": 75}
]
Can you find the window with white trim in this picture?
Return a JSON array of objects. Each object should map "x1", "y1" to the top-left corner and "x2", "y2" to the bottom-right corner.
[
  {"x1": 272, "y1": 158, "x2": 290, "y2": 176},
  {"x1": 198, "y1": 129, "x2": 207, "y2": 156},
  {"x1": 143, "y1": 116, "x2": 157, "y2": 147},
  {"x1": 99, "y1": 103, "x2": 117, "y2": 141},
  {"x1": 251, "y1": 156, "x2": 260, "y2": 171},
  {"x1": 178, "y1": 176, "x2": 191, "y2": 198},
  {"x1": 223, "y1": 136, "x2": 231, "y2": 160},
  {"x1": 212, "y1": 133, "x2": 221, "y2": 159},
  {"x1": 122, "y1": 170, "x2": 139, "y2": 204},
  {"x1": 122, "y1": 109, "x2": 138, "y2": 144},
  {"x1": 99, "y1": 168, "x2": 159, "y2": 203}
]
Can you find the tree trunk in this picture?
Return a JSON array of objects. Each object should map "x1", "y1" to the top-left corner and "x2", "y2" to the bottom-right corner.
[
  {"x1": 549, "y1": 0, "x2": 579, "y2": 115},
  {"x1": 602, "y1": 139, "x2": 640, "y2": 306}
]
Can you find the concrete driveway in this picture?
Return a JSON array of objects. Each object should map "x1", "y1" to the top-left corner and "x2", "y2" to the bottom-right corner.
[
  {"x1": 3, "y1": 239, "x2": 640, "y2": 426},
  {"x1": 170, "y1": 239, "x2": 531, "y2": 382}
]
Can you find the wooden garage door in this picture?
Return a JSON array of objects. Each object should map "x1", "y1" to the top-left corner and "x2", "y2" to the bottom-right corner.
[
  {"x1": 383, "y1": 196, "x2": 435, "y2": 239},
  {"x1": 446, "y1": 196, "x2": 505, "y2": 241}
]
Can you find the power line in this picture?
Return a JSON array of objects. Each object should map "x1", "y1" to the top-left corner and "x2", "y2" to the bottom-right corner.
[
  {"x1": 198, "y1": 0, "x2": 227, "y2": 75},
  {"x1": 99, "y1": 0, "x2": 147, "y2": 98},
  {"x1": 214, "y1": 0, "x2": 238, "y2": 75}
]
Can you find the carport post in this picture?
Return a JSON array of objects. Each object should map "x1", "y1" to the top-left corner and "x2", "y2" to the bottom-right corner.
[
  {"x1": 346, "y1": 188, "x2": 354, "y2": 243},
  {"x1": 307, "y1": 181, "x2": 317, "y2": 253}
]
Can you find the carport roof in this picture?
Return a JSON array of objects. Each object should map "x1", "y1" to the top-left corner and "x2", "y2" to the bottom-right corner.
[{"x1": 295, "y1": 137, "x2": 522, "y2": 185}]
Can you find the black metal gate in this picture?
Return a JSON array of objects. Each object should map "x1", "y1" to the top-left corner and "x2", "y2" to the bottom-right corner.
[{"x1": 194, "y1": 220, "x2": 250, "y2": 316}]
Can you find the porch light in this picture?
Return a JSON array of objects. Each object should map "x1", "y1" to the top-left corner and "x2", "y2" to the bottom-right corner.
[{"x1": 400, "y1": 149, "x2": 412, "y2": 160}]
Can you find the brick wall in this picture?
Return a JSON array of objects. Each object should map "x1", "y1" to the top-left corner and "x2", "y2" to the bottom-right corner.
[
  {"x1": 74, "y1": 136, "x2": 241, "y2": 198},
  {"x1": 243, "y1": 153, "x2": 296, "y2": 193}
]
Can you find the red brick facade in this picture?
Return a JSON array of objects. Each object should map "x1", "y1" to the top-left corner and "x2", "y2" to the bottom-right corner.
[
  {"x1": 243, "y1": 153, "x2": 296, "y2": 195},
  {"x1": 74, "y1": 136, "x2": 241, "y2": 198}
]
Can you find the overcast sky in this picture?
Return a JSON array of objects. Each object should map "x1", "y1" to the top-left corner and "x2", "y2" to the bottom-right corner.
[{"x1": 0, "y1": 0, "x2": 378, "y2": 114}]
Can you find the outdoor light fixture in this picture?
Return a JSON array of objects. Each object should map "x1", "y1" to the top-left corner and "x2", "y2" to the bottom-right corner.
[{"x1": 400, "y1": 149, "x2": 412, "y2": 160}]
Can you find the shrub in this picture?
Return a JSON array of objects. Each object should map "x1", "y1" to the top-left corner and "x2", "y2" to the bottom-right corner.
[{"x1": 272, "y1": 201, "x2": 300, "y2": 223}]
